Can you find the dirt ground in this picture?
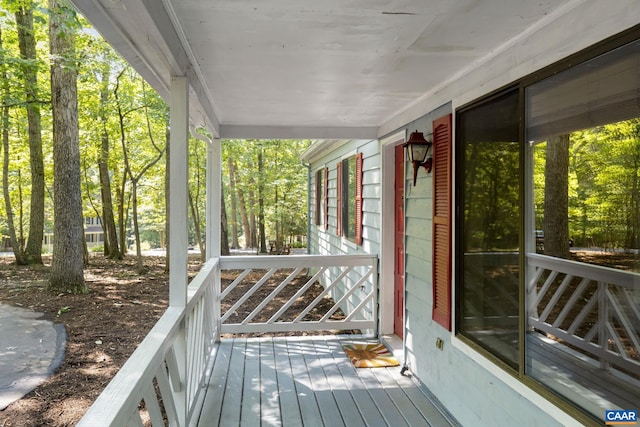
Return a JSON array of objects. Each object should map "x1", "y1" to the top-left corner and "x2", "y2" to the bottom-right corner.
[{"x1": 0, "y1": 250, "x2": 635, "y2": 426}]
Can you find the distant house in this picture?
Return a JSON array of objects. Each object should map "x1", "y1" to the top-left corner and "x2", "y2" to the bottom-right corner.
[
  {"x1": 43, "y1": 217, "x2": 105, "y2": 252},
  {"x1": 84, "y1": 217, "x2": 105, "y2": 248}
]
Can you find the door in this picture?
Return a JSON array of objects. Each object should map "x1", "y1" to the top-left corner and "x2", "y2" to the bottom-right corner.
[{"x1": 394, "y1": 144, "x2": 405, "y2": 337}]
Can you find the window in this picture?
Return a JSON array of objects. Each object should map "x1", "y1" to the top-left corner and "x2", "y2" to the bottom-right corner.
[
  {"x1": 315, "y1": 168, "x2": 328, "y2": 228},
  {"x1": 456, "y1": 35, "x2": 640, "y2": 423},
  {"x1": 524, "y1": 38, "x2": 640, "y2": 420},
  {"x1": 336, "y1": 153, "x2": 363, "y2": 244},
  {"x1": 457, "y1": 89, "x2": 521, "y2": 369}
]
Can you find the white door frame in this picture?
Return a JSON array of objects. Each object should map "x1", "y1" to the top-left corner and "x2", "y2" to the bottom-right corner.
[{"x1": 379, "y1": 130, "x2": 406, "y2": 335}]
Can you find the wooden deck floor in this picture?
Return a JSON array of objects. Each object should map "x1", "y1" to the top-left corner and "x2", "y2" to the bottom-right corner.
[{"x1": 196, "y1": 336, "x2": 458, "y2": 427}]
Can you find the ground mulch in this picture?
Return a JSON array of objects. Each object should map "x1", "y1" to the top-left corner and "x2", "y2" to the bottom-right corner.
[{"x1": 0, "y1": 255, "x2": 179, "y2": 427}]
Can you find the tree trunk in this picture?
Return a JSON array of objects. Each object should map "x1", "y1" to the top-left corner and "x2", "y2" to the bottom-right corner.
[
  {"x1": 189, "y1": 190, "x2": 206, "y2": 261},
  {"x1": 48, "y1": 0, "x2": 86, "y2": 293},
  {"x1": 249, "y1": 190, "x2": 257, "y2": 248},
  {"x1": 98, "y1": 60, "x2": 121, "y2": 259},
  {"x1": 237, "y1": 184, "x2": 251, "y2": 248},
  {"x1": 544, "y1": 134, "x2": 570, "y2": 259},
  {"x1": 116, "y1": 181, "x2": 127, "y2": 257},
  {"x1": 227, "y1": 156, "x2": 240, "y2": 249},
  {"x1": 131, "y1": 180, "x2": 147, "y2": 273},
  {"x1": 16, "y1": 3, "x2": 44, "y2": 265},
  {"x1": 0, "y1": 28, "x2": 27, "y2": 265},
  {"x1": 220, "y1": 187, "x2": 230, "y2": 255},
  {"x1": 257, "y1": 148, "x2": 267, "y2": 253},
  {"x1": 115, "y1": 78, "x2": 166, "y2": 273}
]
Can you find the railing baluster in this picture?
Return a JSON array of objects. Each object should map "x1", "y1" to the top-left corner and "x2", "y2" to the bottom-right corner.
[
  {"x1": 598, "y1": 281, "x2": 609, "y2": 370},
  {"x1": 539, "y1": 273, "x2": 573, "y2": 323},
  {"x1": 267, "y1": 266, "x2": 329, "y2": 324},
  {"x1": 156, "y1": 360, "x2": 179, "y2": 426},
  {"x1": 318, "y1": 269, "x2": 372, "y2": 322},
  {"x1": 552, "y1": 277, "x2": 590, "y2": 328},
  {"x1": 220, "y1": 269, "x2": 252, "y2": 300},
  {"x1": 143, "y1": 383, "x2": 164, "y2": 426},
  {"x1": 243, "y1": 267, "x2": 304, "y2": 324},
  {"x1": 607, "y1": 287, "x2": 640, "y2": 356},
  {"x1": 221, "y1": 268, "x2": 277, "y2": 323}
]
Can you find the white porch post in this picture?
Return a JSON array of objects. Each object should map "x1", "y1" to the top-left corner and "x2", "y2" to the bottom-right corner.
[
  {"x1": 206, "y1": 138, "x2": 221, "y2": 259},
  {"x1": 169, "y1": 76, "x2": 189, "y2": 307},
  {"x1": 207, "y1": 138, "x2": 222, "y2": 340},
  {"x1": 169, "y1": 76, "x2": 188, "y2": 423}
]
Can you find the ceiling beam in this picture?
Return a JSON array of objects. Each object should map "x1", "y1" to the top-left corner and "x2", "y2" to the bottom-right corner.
[{"x1": 219, "y1": 125, "x2": 378, "y2": 141}]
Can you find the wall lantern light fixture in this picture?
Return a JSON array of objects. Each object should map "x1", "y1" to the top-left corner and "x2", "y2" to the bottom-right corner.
[{"x1": 403, "y1": 130, "x2": 433, "y2": 186}]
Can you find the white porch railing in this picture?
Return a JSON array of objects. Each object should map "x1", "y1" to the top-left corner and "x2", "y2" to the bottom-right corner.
[
  {"x1": 77, "y1": 257, "x2": 219, "y2": 427},
  {"x1": 527, "y1": 253, "x2": 640, "y2": 375},
  {"x1": 219, "y1": 254, "x2": 378, "y2": 335},
  {"x1": 77, "y1": 254, "x2": 378, "y2": 426}
]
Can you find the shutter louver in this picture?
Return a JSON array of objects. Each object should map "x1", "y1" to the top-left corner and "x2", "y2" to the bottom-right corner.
[
  {"x1": 355, "y1": 153, "x2": 363, "y2": 245},
  {"x1": 432, "y1": 114, "x2": 452, "y2": 331}
]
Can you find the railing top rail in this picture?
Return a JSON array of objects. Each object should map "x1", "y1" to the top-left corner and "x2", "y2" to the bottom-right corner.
[
  {"x1": 527, "y1": 252, "x2": 640, "y2": 290},
  {"x1": 77, "y1": 307, "x2": 184, "y2": 426},
  {"x1": 220, "y1": 254, "x2": 378, "y2": 269},
  {"x1": 186, "y1": 257, "x2": 219, "y2": 309}
]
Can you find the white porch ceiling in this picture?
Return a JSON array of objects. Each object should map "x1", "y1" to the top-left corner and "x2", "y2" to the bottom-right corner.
[{"x1": 70, "y1": 0, "x2": 577, "y2": 139}]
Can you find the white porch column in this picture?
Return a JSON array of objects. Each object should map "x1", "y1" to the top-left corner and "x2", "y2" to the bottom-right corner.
[
  {"x1": 169, "y1": 76, "x2": 189, "y2": 308},
  {"x1": 207, "y1": 138, "x2": 222, "y2": 339},
  {"x1": 206, "y1": 138, "x2": 221, "y2": 259}
]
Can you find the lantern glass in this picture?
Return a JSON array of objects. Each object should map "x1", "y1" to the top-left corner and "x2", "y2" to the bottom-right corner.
[{"x1": 410, "y1": 144, "x2": 430, "y2": 163}]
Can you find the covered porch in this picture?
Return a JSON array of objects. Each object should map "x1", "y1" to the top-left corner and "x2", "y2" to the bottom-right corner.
[
  {"x1": 77, "y1": 254, "x2": 458, "y2": 426},
  {"x1": 66, "y1": 1, "x2": 640, "y2": 426}
]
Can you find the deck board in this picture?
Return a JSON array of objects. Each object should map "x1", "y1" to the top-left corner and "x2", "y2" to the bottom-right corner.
[
  {"x1": 313, "y1": 339, "x2": 367, "y2": 427},
  {"x1": 219, "y1": 339, "x2": 246, "y2": 425},
  {"x1": 273, "y1": 339, "x2": 302, "y2": 426},
  {"x1": 241, "y1": 340, "x2": 261, "y2": 426},
  {"x1": 198, "y1": 336, "x2": 457, "y2": 427},
  {"x1": 259, "y1": 340, "x2": 281, "y2": 427}
]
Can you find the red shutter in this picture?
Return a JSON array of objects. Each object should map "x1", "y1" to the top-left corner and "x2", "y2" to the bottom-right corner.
[
  {"x1": 432, "y1": 114, "x2": 452, "y2": 331},
  {"x1": 315, "y1": 170, "x2": 322, "y2": 226},
  {"x1": 336, "y1": 161, "x2": 343, "y2": 236},
  {"x1": 355, "y1": 153, "x2": 363, "y2": 245},
  {"x1": 323, "y1": 167, "x2": 329, "y2": 230}
]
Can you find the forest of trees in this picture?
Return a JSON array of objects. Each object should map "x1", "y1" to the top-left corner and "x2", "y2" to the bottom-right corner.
[
  {"x1": 464, "y1": 117, "x2": 640, "y2": 255},
  {"x1": 535, "y1": 120, "x2": 640, "y2": 251},
  {"x1": 0, "y1": 0, "x2": 310, "y2": 290}
]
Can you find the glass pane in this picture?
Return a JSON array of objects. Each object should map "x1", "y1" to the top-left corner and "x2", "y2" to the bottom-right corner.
[
  {"x1": 525, "y1": 39, "x2": 640, "y2": 419},
  {"x1": 315, "y1": 170, "x2": 323, "y2": 225},
  {"x1": 347, "y1": 156, "x2": 357, "y2": 239},
  {"x1": 459, "y1": 89, "x2": 521, "y2": 369}
]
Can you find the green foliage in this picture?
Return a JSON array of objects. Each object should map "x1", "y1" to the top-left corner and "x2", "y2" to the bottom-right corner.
[
  {"x1": 534, "y1": 119, "x2": 640, "y2": 249},
  {"x1": 0, "y1": 2, "x2": 309, "y2": 258},
  {"x1": 221, "y1": 139, "x2": 311, "y2": 248}
]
